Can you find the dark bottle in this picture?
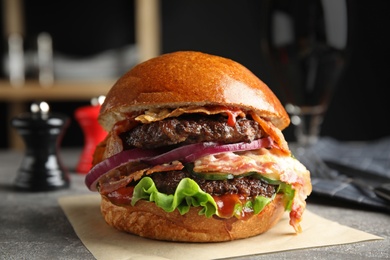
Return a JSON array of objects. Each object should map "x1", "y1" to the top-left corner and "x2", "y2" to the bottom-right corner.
[{"x1": 11, "y1": 102, "x2": 70, "y2": 191}]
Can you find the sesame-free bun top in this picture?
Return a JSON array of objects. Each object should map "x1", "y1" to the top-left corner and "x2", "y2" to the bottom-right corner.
[{"x1": 99, "y1": 51, "x2": 289, "y2": 131}]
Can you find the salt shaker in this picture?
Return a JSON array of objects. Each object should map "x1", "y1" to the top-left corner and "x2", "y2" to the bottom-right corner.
[
  {"x1": 11, "y1": 101, "x2": 70, "y2": 191},
  {"x1": 74, "y1": 96, "x2": 107, "y2": 174}
]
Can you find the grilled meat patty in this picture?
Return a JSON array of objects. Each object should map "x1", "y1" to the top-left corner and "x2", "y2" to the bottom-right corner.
[
  {"x1": 121, "y1": 115, "x2": 264, "y2": 149},
  {"x1": 149, "y1": 170, "x2": 277, "y2": 198},
  {"x1": 123, "y1": 114, "x2": 274, "y2": 197}
]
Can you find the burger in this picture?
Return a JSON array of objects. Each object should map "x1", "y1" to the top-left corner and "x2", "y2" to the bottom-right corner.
[{"x1": 85, "y1": 51, "x2": 312, "y2": 242}]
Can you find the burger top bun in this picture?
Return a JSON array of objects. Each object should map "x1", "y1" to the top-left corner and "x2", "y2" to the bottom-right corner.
[{"x1": 99, "y1": 51, "x2": 289, "y2": 132}]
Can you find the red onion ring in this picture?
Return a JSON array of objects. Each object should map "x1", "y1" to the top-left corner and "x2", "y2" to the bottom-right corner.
[
  {"x1": 85, "y1": 137, "x2": 273, "y2": 191},
  {"x1": 142, "y1": 142, "x2": 206, "y2": 166},
  {"x1": 144, "y1": 137, "x2": 273, "y2": 165},
  {"x1": 85, "y1": 148, "x2": 162, "y2": 191}
]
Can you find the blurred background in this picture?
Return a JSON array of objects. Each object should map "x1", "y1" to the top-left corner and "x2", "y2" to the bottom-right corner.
[{"x1": 1, "y1": 0, "x2": 389, "y2": 149}]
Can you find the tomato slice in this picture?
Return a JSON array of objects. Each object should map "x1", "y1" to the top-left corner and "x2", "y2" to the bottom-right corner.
[{"x1": 106, "y1": 186, "x2": 134, "y2": 205}]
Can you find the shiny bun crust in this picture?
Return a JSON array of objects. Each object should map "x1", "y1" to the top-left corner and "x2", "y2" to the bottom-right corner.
[
  {"x1": 100, "y1": 194, "x2": 285, "y2": 242},
  {"x1": 99, "y1": 51, "x2": 289, "y2": 132}
]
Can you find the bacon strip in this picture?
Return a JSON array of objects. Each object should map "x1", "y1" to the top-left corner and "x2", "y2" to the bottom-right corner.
[
  {"x1": 134, "y1": 106, "x2": 246, "y2": 124},
  {"x1": 249, "y1": 111, "x2": 290, "y2": 154},
  {"x1": 99, "y1": 161, "x2": 184, "y2": 194},
  {"x1": 193, "y1": 147, "x2": 311, "y2": 233}
]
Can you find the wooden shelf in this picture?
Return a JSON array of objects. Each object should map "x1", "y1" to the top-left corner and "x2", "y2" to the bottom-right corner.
[
  {"x1": 1, "y1": 79, "x2": 115, "y2": 149},
  {"x1": 1, "y1": 0, "x2": 162, "y2": 149},
  {"x1": 0, "y1": 80, "x2": 114, "y2": 101}
]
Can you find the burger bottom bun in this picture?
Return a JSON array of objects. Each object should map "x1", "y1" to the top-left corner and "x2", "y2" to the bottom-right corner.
[{"x1": 100, "y1": 194, "x2": 286, "y2": 242}]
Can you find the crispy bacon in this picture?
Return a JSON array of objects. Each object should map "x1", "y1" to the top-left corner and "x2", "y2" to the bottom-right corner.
[
  {"x1": 193, "y1": 147, "x2": 311, "y2": 232},
  {"x1": 249, "y1": 111, "x2": 290, "y2": 154},
  {"x1": 134, "y1": 106, "x2": 246, "y2": 124},
  {"x1": 98, "y1": 161, "x2": 184, "y2": 194}
]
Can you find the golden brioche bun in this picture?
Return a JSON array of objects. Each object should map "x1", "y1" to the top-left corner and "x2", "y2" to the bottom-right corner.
[
  {"x1": 98, "y1": 51, "x2": 289, "y2": 132},
  {"x1": 100, "y1": 194, "x2": 286, "y2": 242}
]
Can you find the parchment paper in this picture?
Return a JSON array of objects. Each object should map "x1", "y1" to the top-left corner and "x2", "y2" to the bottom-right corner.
[{"x1": 58, "y1": 194, "x2": 382, "y2": 260}]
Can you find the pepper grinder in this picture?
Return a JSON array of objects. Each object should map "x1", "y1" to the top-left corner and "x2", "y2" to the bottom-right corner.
[
  {"x1": 11, "y1": 101, "x2": 70, "y2": 191},
  {"x1": 74, "y1": 96, "x2": 107, "y2": 174}
]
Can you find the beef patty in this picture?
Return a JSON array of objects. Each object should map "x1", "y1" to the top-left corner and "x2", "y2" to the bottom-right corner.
[
  {"x1": 149, "y1": 170, "x2": 277, "y2": 198},
  {"x1": 121, "y1": 114, "x2": 264, "y2": 149},
  {"x1": 124, "y1": 114, "x2": 274, "y2": 198}
]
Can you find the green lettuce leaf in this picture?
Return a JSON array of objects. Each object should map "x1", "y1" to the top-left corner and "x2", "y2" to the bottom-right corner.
[
  {"x1": 277, "y1": 182, "x2": 295, "y2": 211},
  {"x1": 252, "y1": 195, "x2": 274, "y2": 214},
  {"x1": 131, "y1": 176, "x2": 295, "y2": 218},
  {"x1": 132, "y1": 177, "x2": 217, "y2": 217}
]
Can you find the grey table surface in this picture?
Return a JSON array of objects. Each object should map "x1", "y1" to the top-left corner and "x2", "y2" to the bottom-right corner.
[{"x1": 0, "y1": 148, "x2": 389, "y2": 260}]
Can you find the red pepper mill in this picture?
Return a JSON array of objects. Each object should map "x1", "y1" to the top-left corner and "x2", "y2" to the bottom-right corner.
[
  {"x1": 75, "y1": 96, "x2": 107, "y2": 174},
  {"x1": 11, "y1": 102, "x2": 70, "y2": 191}
]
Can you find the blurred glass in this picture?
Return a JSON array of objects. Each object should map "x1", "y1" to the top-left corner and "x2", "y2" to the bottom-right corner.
[{"x1": 261, "y1": 0, "x2": 354, "y2": 148}]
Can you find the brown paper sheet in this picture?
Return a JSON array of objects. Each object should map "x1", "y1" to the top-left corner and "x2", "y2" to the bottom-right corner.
[{"x1": 58, "y1": 194, "x2": 382, "y2": 260}]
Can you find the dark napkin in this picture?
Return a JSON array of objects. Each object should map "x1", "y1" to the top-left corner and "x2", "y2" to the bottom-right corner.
[{"x1": 293, "y1": 137, "x2": 390, "y2": 212}]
